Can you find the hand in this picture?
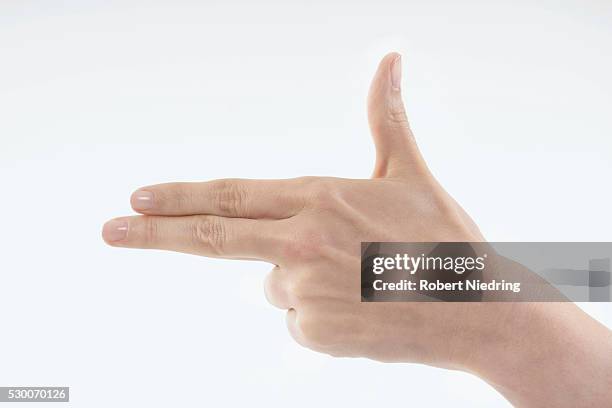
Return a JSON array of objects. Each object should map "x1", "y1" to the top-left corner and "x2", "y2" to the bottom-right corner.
[
  {"x1": 102, "y1": 53, "x2": 483, "y2": 361},
  {"x1": 103, "y1": 53, "x2": 612, "y2": 407}
]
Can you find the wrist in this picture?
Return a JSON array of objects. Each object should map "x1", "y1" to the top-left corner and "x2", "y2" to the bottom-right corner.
[{"x1": 462, "y1": 302, "x2": 612, "y2": 407}]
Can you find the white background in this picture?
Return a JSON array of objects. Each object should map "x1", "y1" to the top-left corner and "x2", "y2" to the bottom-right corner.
[{"x1": 1, "y1": 1, "x2": 611, "y2": 406}]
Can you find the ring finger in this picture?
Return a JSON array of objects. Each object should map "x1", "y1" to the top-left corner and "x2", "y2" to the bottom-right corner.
[{"x1": 263, "y1": 266, "x2": 292, "y2": 309}]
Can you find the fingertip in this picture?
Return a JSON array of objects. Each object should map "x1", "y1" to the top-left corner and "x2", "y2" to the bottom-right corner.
[
  {"x1": 369, "y1": 52, "x2": 402, "y2": 102},
  {"x1": 382, "y1": 51, "x2": 401, "y2": 64},
  {"x1": 376, "y1": 52, "x2": 402, "y2": 78},
  {"x1": 130, "y1": 189, "x2": 154, "y2": 212},
  {"x1": 102, "y1": 218, "x2": 129, "y2": 244}
]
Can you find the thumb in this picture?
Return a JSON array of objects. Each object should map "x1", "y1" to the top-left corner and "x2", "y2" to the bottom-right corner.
[{"x1": 367, "y1": 53, "x2": 427, "y2": 179}]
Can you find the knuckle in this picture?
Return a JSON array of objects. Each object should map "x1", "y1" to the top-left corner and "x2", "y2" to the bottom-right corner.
[
  {"x1": 306, "y1": 179, "x2": 352, "y2": 215},
  {"x1": 386, "y1": 106, "x2": 410, "y2": 128},
  {"x1": 288, "y1": 271, "x2": 313, "y2": 301},
  {"x1": 299, "y1": 226, "x2": 334, "y2": 256},
  {"x1": 430, "y1": 191, "x2": 464, "y2": 223},
  {"x1": 298, "y1": 224, "x2": 328, "y2": 243},
  {"x1": 308, "y1": 179, "x2": 339, "y2": 208},
  {"x1": 264, "y1": 268, "x2": 290, "y2": 308},
  {"x1": 211, "y1": 179, "x2": 248, "y2": 216},
  {"x1": 142, "y1": 217, "x2": 159, "y2": 245},
  {"x1": 283, "y1": 229, "x2": 330, "y2": 261},
  {"x1": 264, "y1": 269, "x2": 282, "y2": 292},
  {"x1": 293, "y1": 176, "x2": 319, "y2": 187},
  {"x1": 192, "y1": 217, "x2": 228, "y2": 255}
]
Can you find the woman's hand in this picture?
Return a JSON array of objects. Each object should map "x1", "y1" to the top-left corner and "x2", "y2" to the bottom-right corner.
[
  {"x1": 102, "y1": 53, "x2": 483, "y2": 362},
  {"x1": 103, "y1": 53, "x2": 612, "y2": 407}
]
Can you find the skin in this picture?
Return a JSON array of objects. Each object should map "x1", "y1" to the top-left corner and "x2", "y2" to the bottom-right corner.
[{"x1": 103, "y1": 53, "x2": 612, "y2": 407}]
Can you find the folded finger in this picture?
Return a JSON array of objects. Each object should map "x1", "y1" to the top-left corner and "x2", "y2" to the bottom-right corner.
[{"x1": 263, "y1": 266, "x2": 292, "y2": 309}]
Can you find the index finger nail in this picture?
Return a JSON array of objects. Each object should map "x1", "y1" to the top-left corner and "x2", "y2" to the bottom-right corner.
[{"x1": 102, "y1": 219, "x2": 128, "y2": 242}]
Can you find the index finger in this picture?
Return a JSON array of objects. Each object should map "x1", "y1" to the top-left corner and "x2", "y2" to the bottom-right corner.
[{"x1": 130, "y1": 178, "x2": 308, "y2": 219}]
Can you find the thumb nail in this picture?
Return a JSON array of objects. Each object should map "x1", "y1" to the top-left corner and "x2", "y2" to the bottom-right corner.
[{"x1": 391, "y1": 55, "x2": 402, "y2": 91}]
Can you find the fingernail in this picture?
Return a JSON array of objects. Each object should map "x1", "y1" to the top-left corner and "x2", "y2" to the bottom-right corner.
[
  {"x1": 102, "y1": 219, "x2": 128, "y2": 242},
  {"x1": 391, "y1": 54, "x2": 402, "y2": 91},
  {"x1": 131, "y1": 190, "x2": 154, "y2": 210}
]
